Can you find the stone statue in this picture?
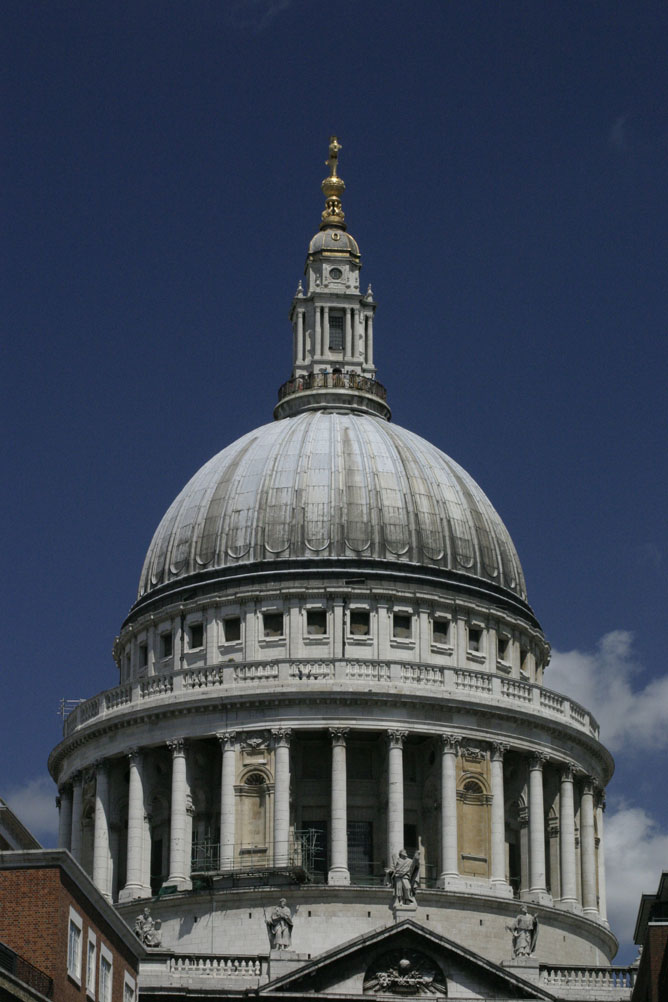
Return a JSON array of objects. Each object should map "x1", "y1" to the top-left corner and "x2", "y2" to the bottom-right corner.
[
  {"x1": 134, "y1": 907, "x2": 162, "y2": 947},
  {"x1": 266, "y1": 898, "x2": 293, "y2": 950},
  {"x1": 507, "y1": 905, "x2": 538, "y2": 957},
  {"x1": 386, "y1": 848, "x2": 420, "y2": 906}
]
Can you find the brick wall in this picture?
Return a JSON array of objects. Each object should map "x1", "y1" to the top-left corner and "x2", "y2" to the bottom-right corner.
[{"x1": 0, "y1": 866, "x2": 137, "y2": 1002}]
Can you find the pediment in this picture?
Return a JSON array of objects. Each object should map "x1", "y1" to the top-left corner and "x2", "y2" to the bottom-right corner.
[{"x1": 259, "y1": 919, "x2": 555, "y2": 1000}]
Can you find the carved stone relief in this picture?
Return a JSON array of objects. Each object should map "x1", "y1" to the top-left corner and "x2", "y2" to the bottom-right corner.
[{"x1": 364, "y1": 951, "x2": 447, "y2": 996}]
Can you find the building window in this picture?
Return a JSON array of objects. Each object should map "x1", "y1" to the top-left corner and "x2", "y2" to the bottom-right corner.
[
  {"x1": 189, "y1": 622, "x2": 204, "y2": 649},
  {"x1": 329, "y1": 310, "x2": 344, "y2": 351},
  {"x1": 138, "y1": 642, "x2": 148, "y2": 668},
  {"x1": 520, "y1": 646, "x2": 529, "y2": 673},
  {"x1": 244, "y1": 771, "x2": 267, "y2": 786},
  {"x1": 306, "y1": 609, "x2": 327, "y2": 636},
  {"x1": 263, "y1": 612, "x2": 284, "y2": 638},
  {"x1": 160, "y1": 632, "x2": 173, "y2": 659},
  {"x1": 86, "y1": 931, "x2": 96, "y2": 998},
  {"x1": 497, "y1": 636, "x2": 509, "y2": 661},
  {"x1": 433, "y1": 617, "x2": 450, "y2": 645},
  {"x1": 468, "y1": 627, "x2": 482, "y2": 653},
  {"x1": 67, "y1": 908, "x2": 83, "y2": 984},
  {"x1": 223, "y1": 616, "x2": 241, "y2": 642},
  {"x1": 99, "y1": 946, "x2": 113, "y2": 1002},
  {"x1": 392, "y1": 613, "x2": 412, "y2": 639},
  {"x1": 124, "y1": 973, "x2": 136, "y2": 1002},
  {"x1": 349, "y1": 610, "x2": 370, "y2": 636}
]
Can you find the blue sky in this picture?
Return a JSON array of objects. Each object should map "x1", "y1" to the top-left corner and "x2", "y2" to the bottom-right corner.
[{"x1": 2, "y1": 0, "x2": 667, "y2": 962}]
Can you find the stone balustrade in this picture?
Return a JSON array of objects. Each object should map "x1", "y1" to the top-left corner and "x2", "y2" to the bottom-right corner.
[
  {"x1": 539, "y1": 965, "x2": 636, "y2": 1000},
  {"x1": 62, "y1": 659, "x2": 599, "y2": 739},
  {"x1": 140, "y1": 952, "x2": 266, "y2": 987}
]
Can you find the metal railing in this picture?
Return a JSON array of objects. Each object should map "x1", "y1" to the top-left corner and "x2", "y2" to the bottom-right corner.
[
  {"x1": 277, "y1": 370, "x2": 387, "y2": 402},
  {"x1": 0, "y1": 941, "x2": 53, "y2": 999}
]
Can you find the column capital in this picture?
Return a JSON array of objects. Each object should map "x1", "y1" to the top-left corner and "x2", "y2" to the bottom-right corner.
[
  {"x1": 93, "y1": 759, "x2": 109, "y2": 775},
  {"x1": 441, "y1": 733, "x2": 460, "y2": 754},
  {"x1": 55, "y1": 795, "x2": 62, "y2": 810},
  {"x1": 490, "y1": 741, "x2": 509, "y2": 762},
  {"x1": 71, "y1": 770, "x2": 83, "y2": 786},
  {"x1": 528, "y1": 751, "x2": 548, "y2": 771},
  {"x1": 581, "y1": 774, "x2": 596, "y2": 796},
  {"x1": 596, "y1": 787, "x2": 607, "y2": 811},
  {"x1": 271, "y1": 728, "x2": 292, "y2": 748},
  {"x1": 560, "y1": 761, "x2": 576, "y2": 782},
  {"x1": 127, "y1": 748, "x2": 141, "y2": 764},
  {"x1": 167, "y1": 738, "x2": 186, "y2": 756},
  {"x1": 387, "y1": 729, "x2": 407, "y2": 749},
  {"x1": 329, "y1": 727, "x2": 349, "y2": 746},
  {"x1": 58, "y1": 781, "x2": 72, "y2": 796},
  {"x1": 217, "y1": 731, "x2": 237, "y2": 749}
]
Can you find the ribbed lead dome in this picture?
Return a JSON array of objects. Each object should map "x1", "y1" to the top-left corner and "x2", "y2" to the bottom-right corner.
[{"x1": 138, "y1": 411, "x2": 526, "y2": 601}]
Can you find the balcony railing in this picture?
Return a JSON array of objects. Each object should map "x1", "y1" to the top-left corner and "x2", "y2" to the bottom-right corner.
[
  {"x1": 277, "y1": 370, "x2": 387, "y2": 402},
  {"x1": 0, "y1": 941, "x2": 53, "y2": 999},
  {"x1": 540, "y1": 964, "x2": 636, "y2": 996},
  {"x1": 61, "y1": 658, "x2": 599, "y2": 740}
]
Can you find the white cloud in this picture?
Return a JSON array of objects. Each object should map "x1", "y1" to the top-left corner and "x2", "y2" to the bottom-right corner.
[
  {"x1": 4, "y1": 775, "x2": 59, "y2": 846},
  {"x1": 546, "y1": 630, "x2": 668, "y2": 753},
  {"x1": 604, "y1": 804, "x2": 668, "y2": 950}
]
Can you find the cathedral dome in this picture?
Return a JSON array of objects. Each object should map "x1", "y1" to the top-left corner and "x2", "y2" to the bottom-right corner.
[
  {"x1": 307, "y1": 228, "x2": 360, "y2": 258},
  {"x1": 137, "y1": 409, "x2": 526, "y2": 602}
]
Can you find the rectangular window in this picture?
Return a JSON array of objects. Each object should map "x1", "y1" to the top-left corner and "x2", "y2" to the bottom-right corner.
[
  {"x1": 223, "y1": 616, "x2": 241, "y2": 642},
  {"x1": 86, "y1": 931, "x2": 97, "y2": 998},
  {"x1": 67, "y1": 908, "x2": 83, "y2": 984},
  {"x1": 306, "y1": 609, "x2": 327, "y2": 636},
  {"x1": 393, "y1": 613, "x2": 412, "y2": 639},
  {"x1": 189, "y1": 622, "x2": 204, "y2": 649},
  {"x1": 160, "y1": 632, "x2": 173, "y2": 659},
  {"x1": 349, "y1": 610, "x2": 370, "y2": 636},
  {"x1": 124, "y1": 973, "x2": 136, "y2": 1002},
  {"x1": 263, "y1": 612, "x2": 284, "y2": 638},
  {"x1": 328, "y1": 311, "x2": 344, "y2": 351},
  {"x1": 468, "y1": 627, "x2": 482, "y2": 653},
  {"x1": 433, "y1": 617, "x2": 450, "y2": 645},
  {"x1": 138, "y1": 642, "x2": 148, "y2": 668},
  {"x1": 497, "y1": 636, "x2": 509, "y2": 661},
  {"x1": 99, "y1": 946, "x2": 113, "y2": 1002}
]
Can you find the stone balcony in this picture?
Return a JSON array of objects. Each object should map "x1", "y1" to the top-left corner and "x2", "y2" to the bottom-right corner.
[{"x1": 60, "y1": 659, "x2": 599, "y2": 741}]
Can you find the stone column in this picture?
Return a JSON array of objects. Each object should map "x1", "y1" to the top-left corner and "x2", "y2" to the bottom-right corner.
[
  {"x1": 272, "y1": 729, "x2": 292, "y2": 867},
  {"x1": 345, "y1": 308, "x2": 352, "y2": 358},
  {"x1": 120, "y1": 750, "x2": 149, "y2": 901},
  {"x1": 527, "y1": 753, "x2": 549, "y2": 901},
  {"x1": 387, "y1": 731, "x2": 406, "y2": 862},
  {"x1": 315, "y1": 306, "x2": 322, "y2": 357},
  {"x1": 439, "y1": 735, "x2": 459, "y2": 886},
  {"x1": 490, "y1": 743, "x2": 511, "y2": 894},
  {"x1": 559, "y1": 763, "x2": 578, "y2": 909},
  {"x1": 57, "y1": 784, "x2": 72, "y2": 851},
  {"x1": 92, "y1": 761, "x2": 112, "y2": 899},
  {"x1": 323, "y1": 306, "x2": 330, "y2": 353},
  {"x1": 218, "y1": 732, "x2": 236, "y2": 870},
  {"x1": 298, "y1": 310, "x2": 305, "y2": 363},
  {"x1": 328, "y1": 728, "x2": 350, "y2": 885},
  {"x1": 70, "y1": 773, "x2": 83, "y2": 863},
  {"x1": 366, "y1": 313, "x2": 374, "y2": 366},
  {"x1": 596, "y1": 788, "x2": 608, "y2": 924},
  {"x1": 580, "y1": 776, "x2": 598, "y2": 917},
  {"x1": 166, "y1": 739, "x2": 191, "y2": 889}
]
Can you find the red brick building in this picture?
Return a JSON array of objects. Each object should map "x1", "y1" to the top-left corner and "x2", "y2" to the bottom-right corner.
[
  {"x1": 631, "y1": 871, "x2": 668, "y2": 1002},
  {"x1": 0, "y1": 851, "x2": 144, "y2": 1002}
]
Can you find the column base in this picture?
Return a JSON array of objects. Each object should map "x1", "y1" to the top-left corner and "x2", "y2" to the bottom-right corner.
[
  {"x1": 118, "y1": 884, "x2": 152, "y2": 903},
  {"x1": 438, "y1": 873, "x2": 475, "y2": 892},
  {"x1": 555, "y1": 898, "x2": 583, "y2": 915},
  {"x1": 163, "y1": 876, "x2": 192, "y2": 892},
  {"x1": 521, "y1": 889, "x2": 552, "y2": 906},
  {"x1": 583, "y1": 906, "x2": 599, "y2": 919},
  {"x1": 327, "y1": 868, "x2": 350, "y2": 886},
  {"x1": 489, "y1": 880, "x2": 515, "y2": 899}
]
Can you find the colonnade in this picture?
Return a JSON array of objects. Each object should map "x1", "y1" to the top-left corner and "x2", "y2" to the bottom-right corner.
[
  {"x1": 294, "y1": 305, "x2": 373, "y2": 366},
  {"x1": 56, "y1": 728, "x2": 607, "y2": 924}
]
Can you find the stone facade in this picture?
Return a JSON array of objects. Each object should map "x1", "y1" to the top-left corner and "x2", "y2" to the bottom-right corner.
[{"x1": 48, "y1": 139, "x2": 636, "y2": 1001}]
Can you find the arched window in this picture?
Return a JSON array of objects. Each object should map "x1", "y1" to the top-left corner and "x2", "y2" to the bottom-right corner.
[{"x1": 244, "y1": 771, "x2": 267, "y2": 786}]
